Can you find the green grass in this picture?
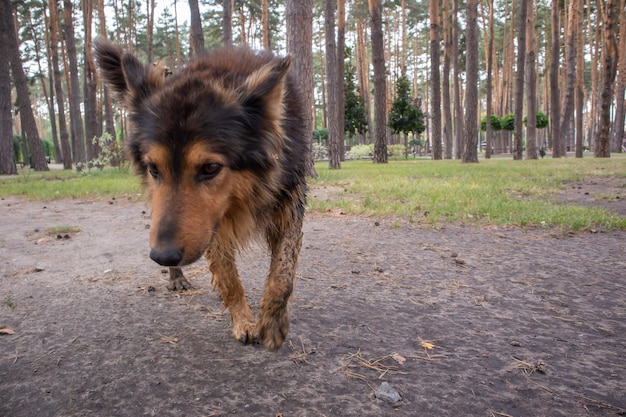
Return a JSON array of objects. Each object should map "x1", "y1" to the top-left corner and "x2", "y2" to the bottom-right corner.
[
  {"x1": 0, "y1": 168, "x2": 141, "y2": 200},
  {"x1": 310, "y1": 155, "x2": 626, "y2": 231},
  {"x1": 1, "y1": 156, "x2": 625, "y2": 231}
]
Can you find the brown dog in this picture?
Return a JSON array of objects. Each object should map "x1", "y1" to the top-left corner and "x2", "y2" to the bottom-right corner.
[{"x1": 94, "y1": 40, "x2": 308, "y2": 351}]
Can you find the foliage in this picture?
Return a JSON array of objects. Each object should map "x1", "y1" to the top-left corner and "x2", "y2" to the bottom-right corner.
[
  {"x1": 501, "y1": 113, "x2": 515, "y2": 131},
  {"x1": 480, "y1": 114, "x2": 503, "y2": 131},
  {"x1": 312, "y1": 129, "x2": 328, "y2": 144},
  {"x1": 311, "y1": 142, "x2": 328, "y2": 162},
  {"x1": 388, "y1": 75, "x2": 425, "y2": 136},
  {"x1": 387, "y1": 144, "x2": 407, "y2": 157},
  {"x1": 347, "y1": 144, "x2": 373, "y2": 159},
  {"x1": 343, "y1": 48, "x2": 368, "y2": 139},
  {"x1": 524, "y1": 110, "x2": 550, "y2": 129},
  {"x1": 88, "y1": 133, "x2": 127, "y2": 171}
]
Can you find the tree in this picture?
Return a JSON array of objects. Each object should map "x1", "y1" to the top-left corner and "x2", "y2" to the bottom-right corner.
[
  {"x1": 549, "y1": 0, "x2": 561, "y2": 157},
  {"x1": 484, "y1": 0, "x2": 495, "y2": 159},
  {"x1": 559, "y1": 0, "x2": 579, "y2": 154},
  {"x1": 388, "y1": 75, "x2": 425, "y2": 159},
  {"x1": 83, "y1": 0, "x2": 99, "y2": 161},
  {"x1": 49, "y1": 0, "x2": 72, "y2": 169},
  {"x1": 594, "y1": 0, "x2": 619, "y2": 157},
  {"x1": 189, "y1": 0, "x2": 204, "y2": 55},
  {"x1": 611, "y1": 0, "x2": 626, "y2": 153},
  {"x1": 429, "y1": 0, "x2": 442, "y2": 160},
  {"x1": 63, "y1": 0, "x2": 86, "y2": 166},
  {"x1": 452, "y1": 0, "x2": 463, "y2": 159},
  {"x1": 286, "y1": 0, "x2": 316, "y2": 176},
  {"x1": 513, "y1": 0, "x2": 527, "y2": 160},
  {"x1": 337, "y1": 0, "x2": 346, "y2": 161},
  {"x1": 2, "y1": 0, "x2": 48, "y2": 171},
  {"x1": 369, "y1": 0, "x2": 387, "y2": 163},
  {"x1": 325, "y1": 0, "x2": 340, "y2": 169},
  {"x1": 0, "y1": 1, "x2": 17, "y2": 175},
  {"x1": 344, "y1": 48, "x2": 367, "y2": 145},
  {"x1": 223, "y1": 0, "x2": 233, "y2": 45},
  {"x1": 462, "y1": 0, "x2": 479, "y2": 163},
  {"x1": 525, "y1": 0, "x2": 538, "y2": 160},
  {"x1": 442, "y1": 0, "x2": 452, "y2": 159}
]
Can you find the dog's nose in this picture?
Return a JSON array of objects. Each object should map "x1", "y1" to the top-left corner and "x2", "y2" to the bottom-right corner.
[{"x1": 150, "y1": 247, "x2": 183, "y2": 266}]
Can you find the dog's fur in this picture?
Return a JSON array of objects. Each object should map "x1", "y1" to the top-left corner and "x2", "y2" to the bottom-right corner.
[{"x1": 94, "y1": 40, "x2": 307, "y2": 351}]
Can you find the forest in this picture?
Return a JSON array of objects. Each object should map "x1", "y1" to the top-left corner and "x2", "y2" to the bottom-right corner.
[{"x1": 0, "y1": 0, "x2": 625, "y2": 174}]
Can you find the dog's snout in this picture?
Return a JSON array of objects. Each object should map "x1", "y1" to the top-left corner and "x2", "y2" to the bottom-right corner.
[{"x1": 150, "y1": 246, "x2": 183, "y2": 266}]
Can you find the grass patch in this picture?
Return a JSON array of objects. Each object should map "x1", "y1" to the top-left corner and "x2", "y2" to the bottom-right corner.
[
  {"x1": 45, "y1": 226, "x2": 82, "y2": 236},
  {"x1": 0, "y1": 168, "x2": 141, "y2": 200},
  {"x1": 310, "y1": 155, "x2": 626, "y2": 231}
]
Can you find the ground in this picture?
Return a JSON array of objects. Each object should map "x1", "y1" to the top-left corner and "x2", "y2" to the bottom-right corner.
[{"x1": 1, "y1": 182, "x2": 625, "y2": 417}]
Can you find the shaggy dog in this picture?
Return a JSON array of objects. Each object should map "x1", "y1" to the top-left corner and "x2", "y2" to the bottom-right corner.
[{"x1": 94, "y1": 40, "x2": 307, "y2": 351}]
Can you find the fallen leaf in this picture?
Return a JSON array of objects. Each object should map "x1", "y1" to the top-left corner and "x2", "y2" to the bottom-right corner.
[
  {"x1": 421, "y1": 341, "x2": 435, "y2": 350},
  {"x1": 0, "y1": 327, "x2": 15, "y2": 335},
  {"x1": 391, "y1": 353, "x2": 406, "y2": 365}
]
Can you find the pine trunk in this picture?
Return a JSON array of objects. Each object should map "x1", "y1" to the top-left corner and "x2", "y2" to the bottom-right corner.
[
  {"x1": 462, "y1": 0, "x2": 479, "y2": 163},
  {"x1": 452, "y1": 0, "x2": 463, "y2": 159},
  {"x1": 189, "y1": 0, "x2": 204, "y2": 55},
  {"x1": 611, "y1": 0, "x2": 626, "y2": 153},
  {"x1": 513, "y1": 0, "x2": 527, "y2": 160},
  {"x1": 83, "y1": 0, "x2": 99, "y2": 161},
  {"x1": 429, "y1": 0, "x2": 442, "y2": 160},
  {"x1": 2, "y1": 0, "x2": 49, "y2": 171},
  {"x1": 525, "y1": 0, "x2": 538, "y2": 160},
  {"x1": 369, "y1": 0, "x2": 387, "y2": 163},
  {"x1": 325, "y1": 0, "x2": 340, "y2": 169},
  {"x1": 0, "y1": 6, "x2": 17, "y2": 175},
  {"x1": 550, "y1": 0, "x2": 561, "y2": 157},
  {"x1": 442, "y1": 0, "x2": 452, "y2": 159},
  {"x1": 559, "y1": 0, "x2": 578, "y2": 153},
  {"x1": 337, "y1": 0, "x2": 346, "y2": 161}
]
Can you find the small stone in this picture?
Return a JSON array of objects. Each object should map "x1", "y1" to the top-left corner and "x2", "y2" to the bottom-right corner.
[{"x1": 375, "y1": 382, "x2": 402, "y2": 404}]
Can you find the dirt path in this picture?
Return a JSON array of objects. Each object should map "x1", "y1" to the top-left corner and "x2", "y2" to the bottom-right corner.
[{"x1": 1, "y1": 196, "x2": 625, "y2": 416}]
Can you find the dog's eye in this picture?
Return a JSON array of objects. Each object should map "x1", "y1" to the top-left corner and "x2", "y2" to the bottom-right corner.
[
  {"x1": 146, "y1": 163, "x2": 160, "y2": 179},
  {"x1": 198, "y1": 163, "x2": 222, "y2": 181}
]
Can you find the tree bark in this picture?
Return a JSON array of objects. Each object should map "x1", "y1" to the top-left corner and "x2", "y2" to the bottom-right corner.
[
  {"x1": 369, "y1": 0, "x2": 387, "y2": 163},
  {"x1": 594, "y1": 0, "x2": 619, "y2": 158},
  {"x1": 49, "y1": 0, "x2": 72, "y2": 169},
  {"x1": 325, "y1": 0, "x2": 340, "y2": 169},
  {"x1": 611, "y1": 0, "x2": 626, "y2": 153},
  {"x1": 559, "y1": 0, "x2": 578, "y2": 154},
  {"x1": 286, "y1": 0, "x2": 316, "y2": 177},
  {"x1": 0, "y1": 4, "x2": 17, "y2": 175},
  {"x1": 2, "y1": 0, "x2": 49, "y2": 171},
  {"x1": 429, "y1": 0, "x2": 442, "y2": 160},
  {"x1": 525, "y1": 0, "x2": 538, "y2": 160},
  {"x1": 574, "y1": 0, "x2": 584, "y2": 158},
  {"x1": 442, "y1": 0, "x2": 453, "y2": 159},
  {"x1": 462, "y1": 0, "x2": 479, "y2": 163},
  {"x1": 83, "y1": 0, "x2": 99, "y2": 161},
  {"x1": 513, "y1": 0, "x2": 527, "y2": 160},
  {"x1": 337, "y1": 0, "x2": 346, "y2": 161},
  {"x1": 97, "y1": 0, "x2": 116, "y2": 142},
  {"x1": 261, "y1": 0, "x2": 270, "y2": 49},
  {"x1": 189, "y1": 0, "x2": 204, "y2": 56},
  {"x1": 484, "y1": 0, "x2": 494, "y2": 159},
  {"x1": 549, "y1": 0, "x2": 561, "y2": 157},
  {"x1": 452, "y1": 0, "x2": 463, "y2": 159},
  {"x1": 223, "y1": 0, "x2": 232, "y2": 45},
  {"x1": 63, "y1": 0, "x2": 86, "y2": 166}
]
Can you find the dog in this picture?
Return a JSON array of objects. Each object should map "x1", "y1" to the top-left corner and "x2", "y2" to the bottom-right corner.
[{"x1": 94, "y1": 39, "x2": 308, "y2": 351}]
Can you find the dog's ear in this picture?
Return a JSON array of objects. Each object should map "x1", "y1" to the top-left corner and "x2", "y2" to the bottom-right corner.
[
  {"x1": 238, "y1": 56, "x2": 291, "y2": 129},
  {"x1": 94, "y1": 38, "x2": 162, "y2": 106}
]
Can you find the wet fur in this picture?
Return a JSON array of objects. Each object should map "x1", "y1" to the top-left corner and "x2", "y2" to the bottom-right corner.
[{"x1": 94, "y1": 40, "x2": 307, "y2": 351}]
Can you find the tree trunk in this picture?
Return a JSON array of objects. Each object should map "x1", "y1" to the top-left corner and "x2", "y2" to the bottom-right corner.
[
  {"x1": 369, "y1": 0, "x2": 387, "y2": 163},
  {"x1": 429, "y1": 0, "x2": 442, "y2": 160},
  {"x1": 0, "y1": 6, "x2": 17, "y2": 175},
  {"x1": 484, "y1": 0, "x2": 494, "y2": 159},
  {"x1": 63, "y1": 0, "x2": 86, "y2": 166},
  {"x1": 83, "y1": 0, "x2": 99, "y2": 161},
  {"x1": 2, "y1": 0, "x2": 49, "y2": 171},
  {"x1": 594, "y1": 0, "x2": 619, "y2": 158},
  {"x1": 49, "y1": 0, "x2": 72, "y2": 169},
  {"x1": 611, "y1": 0, "x2": 626, "y2": 153},
  {"x1": 356, "y1": 16, "x2": 371, "y2": 144},
  {"x1": 559, "y1": 0, "x2": 578, "y2": 154},
  {"x1": 189, "y1": 0, "x2": 204, "y2": 56},
  {"x1": 325, "y1": 0, "x2": 340, "y2": 169},
  {"x1": 337, "y1": 0, "x2": 346, "y2": 162},
  {"x1": 146, "y1": 0, "x2": 155, "y2": 62},
  {"x1": 97, "y1": 0, "x2": 116, "y2": 142},
  {"x1": 261, "y1": 0, "x2": 270, "y2": 49},
  {"x1": 442, "y1": 0, "x2": 452, "y2": 159},
  {"x1": 452, "y1": 0, "x2": 463, "y2": 159},
  {"x1": 462, "y1": 0, "x2": 479, "y2": 163},
  {"x1": 549, "y1": 0, "x2": 561, "y2": 157},
  {"x1": 525, "y1": 0, "x2": 538, "y2": 160},
  {"x1": 286, "y1": 0, "x2": 316, "y2": 177},
  {"x1": 574, "y1": 0, "x2": 584, "y2": 158},
  {"x1": 513, "y1": 0, "x2": 527, "y2": 160}
]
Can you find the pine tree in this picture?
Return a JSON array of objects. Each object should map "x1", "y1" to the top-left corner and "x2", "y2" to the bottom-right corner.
[
  {"x1": 388, "y1": 76, "x2": 425, "y2": 159},
  {"x1": 343, "y1": 48, "x2": 367, "y2": 145}
]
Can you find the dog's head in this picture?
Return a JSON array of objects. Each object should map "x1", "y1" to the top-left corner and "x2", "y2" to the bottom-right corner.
[{"x1": 94, "y1": 40, "x2": 290, "y2": 266}]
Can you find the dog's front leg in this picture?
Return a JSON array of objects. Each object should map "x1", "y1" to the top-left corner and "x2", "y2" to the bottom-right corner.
[
  {"x1": 258, "y1": 221, "x2": 303, "y2": 351},
  {"x1": 167, "y1": 267, "x2": 193, "y2": 291},
  {"x1": 205, "y1": 243, "x2": 258, "y2": 344}
]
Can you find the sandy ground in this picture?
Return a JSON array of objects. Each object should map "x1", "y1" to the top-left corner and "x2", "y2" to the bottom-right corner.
[{"x1": 1, "y1": 183, "x2": 625, "y2": 416}]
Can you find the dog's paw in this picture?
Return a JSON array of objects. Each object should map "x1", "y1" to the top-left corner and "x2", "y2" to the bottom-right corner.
[
  {"x1": 233, "y1": 319, "x2": 259, "y2": 345},
  {"x1": 167, "y1": 276, "x2": 193, "y2": 291},
  {"x1": 257, "y1": 313, "x2": 289, "y2": 351}
]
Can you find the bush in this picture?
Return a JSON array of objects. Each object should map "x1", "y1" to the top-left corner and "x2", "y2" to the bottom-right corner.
[
  {"x1": 347, "y1": 144, "x2": 373, "y2": 159},
  {"x1": 311, "y1": 142, "x2": 328, "y2": 162},
  {"x1": 88, "y1": 133, "x2": 127, "y2": 171},
  {"x1": 387, "y1": 144, "x2": 406, "y2": 157}
]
